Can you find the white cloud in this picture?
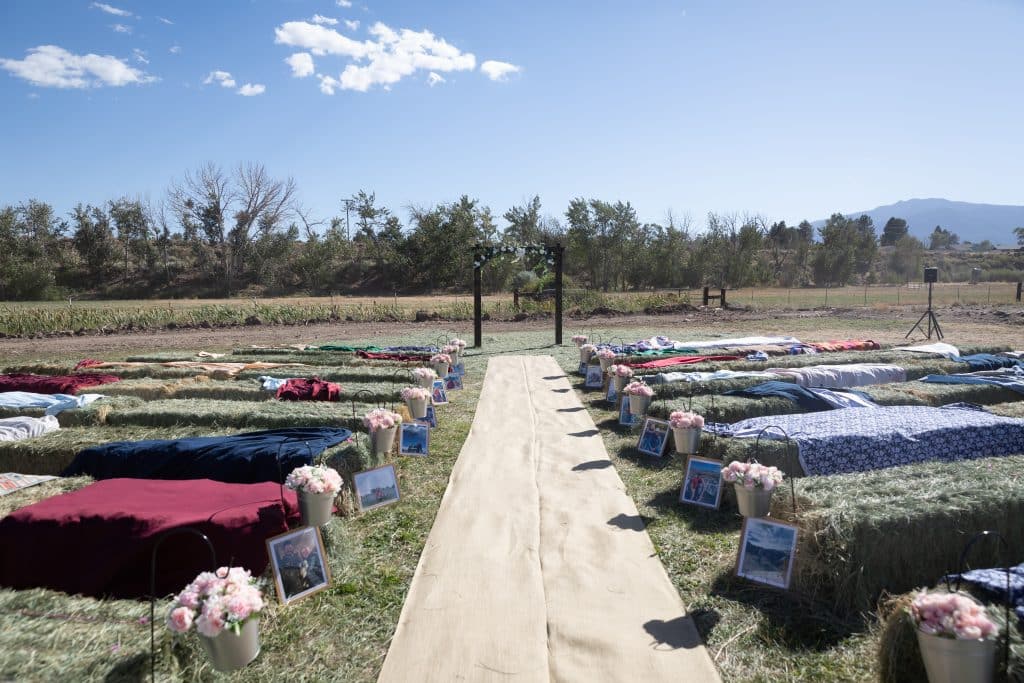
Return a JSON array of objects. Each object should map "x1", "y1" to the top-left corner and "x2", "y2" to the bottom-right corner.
[
  {"x1": 91, "y1": 2, "x2": 132, "y2": 17},
  {"x1": 311, "y1": 14, "x2": 338, "y2": 26},
  {"x1": 157, "y1": 16, "x2": 174, "y2": 25},
  {"x1": 285, "y1": 52, "x2": 315, "y2": 78},
  {"x1": 111, "y1": 23, "x2": 132, "y2": 34},
  {"x1": 204, "y1": 70, "x2": 236, "y2": 88},
  {"x1": 132, "y1": 48, "x2": 148, "y2": 64},
  {"x1": 0, "y1": 44, "x2": 154, "y2": 88},
  {"x1": 276, "y1": 20, "x2": 476, "y2": 93},
  {"x1": 336, "y1": 0, "x2": 352, "y2": 6},
  {"x1": 344, "y1": 19, "x2": 360, "y2": 31},
  {"x1": 237, "y1": 83, "x2": 265, "y2": 96},
  {"x1": 169, "y1": 45, "x2": 181, "y2": 54},
  {"x1": 427, "y1": 71, "x2": 444, "y2": 87},
  {"x1": 480, "y1": 60, "x2": 520, "y2": 81}
]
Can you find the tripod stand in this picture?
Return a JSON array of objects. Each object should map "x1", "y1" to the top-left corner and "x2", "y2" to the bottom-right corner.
[{"x1": 905, "y1": 281, "x2": 943, "y2": 340}]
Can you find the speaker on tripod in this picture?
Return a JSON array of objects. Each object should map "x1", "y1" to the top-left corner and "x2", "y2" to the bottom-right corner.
[{"x1": 905, "y1": 267, "x2": 943, "y2": 340}]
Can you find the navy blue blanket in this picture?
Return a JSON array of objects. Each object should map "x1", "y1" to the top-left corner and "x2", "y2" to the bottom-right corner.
[
  {"x1": 705, "y1": 405, "x2": 1024, "y2": 476},
  {"x1": 957, "y1": 354, "x2": 1024, "y2": 372},
  {"x1": 725, "y1": 381, "x2": 876, "y2": 412},
  {"x1": 62, "y1": 427, "x2": 352, "y2": 483}
]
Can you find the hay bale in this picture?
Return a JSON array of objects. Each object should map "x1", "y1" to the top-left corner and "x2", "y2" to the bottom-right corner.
[
  {"x1": 323, "y1": 435, "x2": 386, "y2": 517},
  {"x1": 864, "y1": 382, "x2": 1024, "y2": 407},
  {"x1": 649, "y1": 394, "x2": 807, "y2": 424},
  {"x1": 0, "y1": 476, "x2": 92, "y2": 519},
  {"x1": 103, "y1": 398, "x2": 375, "y2": 430},
  {"x1": 770, "y1": 455, "x2": 1024, "y2": 615}
]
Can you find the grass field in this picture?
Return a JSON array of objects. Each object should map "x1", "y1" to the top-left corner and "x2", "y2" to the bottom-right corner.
[
  {"x1": 1, "y1": 321, "x2": 1022, "y2": 681},
  {"x1": 1, "y1": 283, "x2": 1020, "y2": 336}
]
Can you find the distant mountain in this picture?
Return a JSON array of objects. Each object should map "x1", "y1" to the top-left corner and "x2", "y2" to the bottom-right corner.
[{"x1": 811, "y1": 198, "x2": 1024, "y2": 246}]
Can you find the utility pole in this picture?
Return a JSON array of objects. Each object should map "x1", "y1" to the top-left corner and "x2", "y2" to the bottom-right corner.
[{"x1": 341, "y1": 198, "x2": 355, "y2": 241}]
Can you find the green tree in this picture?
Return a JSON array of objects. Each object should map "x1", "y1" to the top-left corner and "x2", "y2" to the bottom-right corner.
[
  {"x1": 889, "y1": 235, "x2": 926, "y2": 282},
  {"x1": 880, "y1": 217, "x2": 909, "y2": 246},
  {"x1": 1014, "y1": 227, "x2": 1024, "y2": 246},
  {"x1": 71, "y1": 204, "x2": 117, "y2": 280},
  {"x1": 929, "y1": 225, "x2": 959, "y2": 250}
]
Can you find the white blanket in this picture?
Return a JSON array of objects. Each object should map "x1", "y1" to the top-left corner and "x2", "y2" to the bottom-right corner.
[
  {"x1": 649, "y1": 370, "x2": 781, "y2": 385},
  {"x1": 894, "y1": 342, "x2": 961, "y2": 360},
  {"x1": 0, "y1": 391, "x2": 105, "y2": 416},
  {"x1": 0, "y1": 415, "x2": 60, "y2": 442},
  {"x1": 768, "y1": 364, "x2": 907, "y2": 389}
]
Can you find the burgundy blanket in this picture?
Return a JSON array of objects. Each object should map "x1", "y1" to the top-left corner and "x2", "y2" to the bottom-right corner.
[
  {"x1": 626, "y1": 354, "x2": 742, "y2": 369},
  {"x1": 0, "y1": 373, "x2": 121, "y2": 395},
  {"x1": 276, "y1": 378, "x2": 343, "y2": 402},
  {"x1": 0, "y1": 478, "x2": 299, "y2": 599}
]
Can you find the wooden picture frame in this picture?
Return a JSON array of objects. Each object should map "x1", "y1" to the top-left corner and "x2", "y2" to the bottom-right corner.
[
  {"x1": 399, "y1": 422, "x2": 430, "y2": 457},
  {"x1": 353, "y1": 464, "x2": 401, "y2": 512},
  {"x1": 735, "y1": 517, "x2": 799, "y2": 590},
  {"x1": 431, "y1": 379, "x2": 449, "y2": 405},
  {"x1": 636, "y1": 417, "x2": 671, "y2": 457},
  {"x1": 619, "y1": 397, "x2": 636, "y2": 427},
  {"x1": 606, "y1": 378, "x2": 618, "y2": 404},
  {"x1": 266, "y1": 526, "x2": 331, "y2": 605},
  {"x1": 678, "y1": 456, "x2": 723, "y2": 509}
]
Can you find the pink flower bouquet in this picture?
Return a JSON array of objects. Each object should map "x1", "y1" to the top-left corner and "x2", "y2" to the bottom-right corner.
[
  {"x1": 721, "y1": 461, "x2": 784, "y2": 490},
  {"x1": 607, "y1": 364, "x2": 634, "y2": 378},
  {"x1": 580, "y1": 343, "x2": 597, "y2": 354},
  {"x1": 285, "y1": 465, "x2": 343, "y2": 495},
  {"x1": 669, "y1": 411, "x2": 704, "y2": 429},
  {"x1": 449, "y1": 338, "x2": 467, "y2": 350},
  {"x1": 596, "y1": 348, "x2": 618, "y2": 361},
  {"x1": 401, "y1": 386, "x2": 431, "y2": 402},
  {"x1": 910, "y1": 592, "x2": 998, "y2": 640},
  {"x1": 363, "y1": 408, "x2": 402, "y2": 432},
  {"x1": 429, "y1": 353, "x2": 452, "y2": 365},
  {"x1": 441, "y1": 344, "x2": 460, "y2": 356},
  {"x1": 572, "y1": 335, "x2": 588, "y2": 347},
  {"x1": 411, "y1": 367, "x2": 438, "y2": 386},
  {"x1": 623, "y1": 381, "x2": 654, "y2": 397},
  {"x1": 167, "y1": 567, "x2": 264, "y2": 638}
]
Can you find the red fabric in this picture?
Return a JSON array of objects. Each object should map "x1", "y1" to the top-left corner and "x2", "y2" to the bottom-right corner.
[
  {"x1": 74, "y1": 359, "x2": 105, "y2": 370},
  {"x1": 0, "y1": 373, "x2": 121, "y2": 395},
  {"x1": 808, "y1": 339, "x2": 880, "y2": 352},
  {"x1": 275, "y1": 378, "x2": 343, "y2": 402},
  {"x1": 0, "y1": 478, "x2": 299, "y2": 599},
  {"x1": 625, "y1": 354, "x2": 742, "y2": 369},
  {"x1": 355, "y1": 350, "x2": 428, "y2": 362}
]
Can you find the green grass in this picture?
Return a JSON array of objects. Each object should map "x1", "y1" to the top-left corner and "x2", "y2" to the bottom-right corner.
[{"x1": 103, "y1": 398, "x2": 382, "y2": 431}]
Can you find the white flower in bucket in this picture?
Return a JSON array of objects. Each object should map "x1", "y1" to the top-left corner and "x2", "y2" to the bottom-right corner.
[
  {"x1": 622, "y1": 380, "x2": 654, "y2": 416},
  {"x1": 571, "y1": 334, "x2": 588, "y2": 348},
  {"x1": 411, "y1": 367, "x2": 438, "y2": 388},
  {"x1": 166, "y1": 567, "x2": 265, "y2": 672},
  {"x1": 429, "y1": 353, "x2": 452, "y2": 378},
  {"x1": 909, "y1": 591, "x2": 999, "y2": 683},
  {"x1": 607, "y1": 363, "x2": 634, "y2": 392},
  {"x1": 285, "y1": 465, "x2": 342, "y2": 527},
  {"x1": 669, "y1": 410, "x2": 704, "y2": 454},
  {"x1": 363, "y1": 408, "x2": 402, "y2": 457},
  {"x1": 401, "y1": 386, "x2": 431, "y2": 419},
  {"x1": 720, "y1": 461, "x2": 783, "y2": 518}
]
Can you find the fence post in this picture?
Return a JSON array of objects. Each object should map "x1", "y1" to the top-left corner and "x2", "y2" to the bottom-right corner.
[
  {"x1": 787, "y1": 289, "x2": 791, "y2": 307},
  {"x1": 863, "y1": 284, "x2": 867, "y2": 307},
  {"x1": 988, "y1": 284, "x2": 992, "y2": 304},
  {"x1": 824, "y1": 285, "x2": 829, "y2": 308},
  {"x1": 702, "y1": 286, "x2": 710, "y2": 307},
  {"x1": 720, "y1": 288, "x2": 727, "y2": 307},
  {"x1": 1017, "y1": 281, "x2": 1022, "y2": 302}
]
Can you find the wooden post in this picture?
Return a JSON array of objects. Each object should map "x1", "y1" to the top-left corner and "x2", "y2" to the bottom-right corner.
[
  {"x1": 554, "y1": 244, "x2": 564, "y2": 345},
  {"x1": 720, "y1": 288, "x2": 726, "y2": 307},
  {"x1": 1017, "y1": 281, "x2": 1022, "y2": 302},
  {"x1": 473, "y1": 244, "x2": 482, "y2": 348},
  {"x1": 702, "y1": 286, "x2": 710, "y2": 306}
]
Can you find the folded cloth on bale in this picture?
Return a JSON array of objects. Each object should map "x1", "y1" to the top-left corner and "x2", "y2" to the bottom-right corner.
[
  {"x1": 0, "y1": 478, "x2": 300, "y2": 598},
  {"x1": 355, "y1": 350, "x2": 431, "y2": 362},
  {"x1": 705, "y1": 405, "x2": 1024, "y2": 476},
  {"x1": 955, "y1": 353, "x2": 1024, "y2": 372},
  {"x1": 944, "y1": 563, "x2": 1024, "y2": 627},
  {"x1": 920, "y1": 368, "x2": 1024, "y2": 396},
  {"x1": 0, "y1": 373, "x2": 120, "y2": 395},
  {"x1": 0, "y1": 391, "x2": 106, "y2": 415},
  {"x1": 625, "y1": 354, "x2": 742, "y2": 370},
  {"x1": 767, "y1": 363, "x2": 907, "y2": 389},
  {"x1": 275, "y1": 378, "x2": 342, "y2": 402},
  {"x1": 725, "y1": 381, "x2": 878, "y2": 412},
  {"x1": 0, "y1": 415, "x2": 60, "y2": 441},
  {"x1": 62, "y1": 427, "x2": 351, "y2": 483}
]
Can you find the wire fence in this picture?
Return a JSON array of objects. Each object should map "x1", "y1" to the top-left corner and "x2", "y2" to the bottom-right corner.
[{"x1": 696, "y1": 282, "x2": 1023, "y2": 309}]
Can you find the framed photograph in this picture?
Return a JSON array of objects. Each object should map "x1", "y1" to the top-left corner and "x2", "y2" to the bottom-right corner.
[
  {"x1": 736, "y1": 517, "x2": 799, "y2": 590},
  {"x1": 399, "y1": 422, "x2": 430, "y2": 456},
  {"x1": 452, "y1": 361, "x2": 465, "y2": 377},
  {"x1": 606, "y1": 380, "x2": 618, "y2": 404},
  {"x1": 445, "y1": 374, "x2": 463, "y2": 391},
  {"x1": 636, "y1": 417, "x2": 671, "y2": 457},
  {"x1": 619, "y1": 398, "x2": 636, "y2": 427},
  {"x1": 578, "y1": 361, "x2": 587, "y2": 376},
  {"x1": 266, "y1": 526, "x2": 331, "y2": 605},
  {"x1": 679, "y1": 456, "x2": 723, "y2": 509},
  {"x1": 353, "y1": 464, "x2": 401, "y2": 512},
  {"x1": 416, "y1": 405, "x2": 437, "y2": 429},
  {"x1": 431, "y1": 379, "x2": 449, "y2": 405},
  {"x1": 584, "y1": 364, "x2": 604, "y2": 389}
]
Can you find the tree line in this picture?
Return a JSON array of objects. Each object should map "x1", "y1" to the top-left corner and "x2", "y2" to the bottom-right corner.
[{"x1": 1, "y1": 162, "x2": 1020, "y2": 301}]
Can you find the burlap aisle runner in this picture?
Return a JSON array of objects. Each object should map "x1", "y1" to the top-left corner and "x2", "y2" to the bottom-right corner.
[{"x1": 378, "y1": 356, "x2": 719, "y2": 682}]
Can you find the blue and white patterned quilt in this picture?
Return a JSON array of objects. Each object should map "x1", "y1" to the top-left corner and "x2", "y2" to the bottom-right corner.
[{"x1": 705, "y1": 405, "x2": 1024, "y2": 476}]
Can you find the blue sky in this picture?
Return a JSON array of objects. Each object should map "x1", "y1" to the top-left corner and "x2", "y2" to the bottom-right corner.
[{"x1": 1, "y1": 0, "x2": 1022, "y2": 233}]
